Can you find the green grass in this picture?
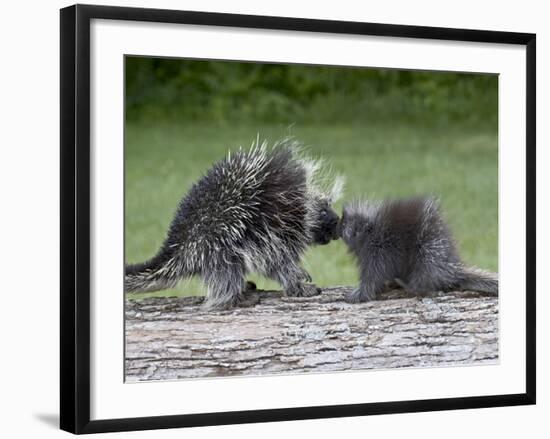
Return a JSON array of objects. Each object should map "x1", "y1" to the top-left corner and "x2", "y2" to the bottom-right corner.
[{"x1": 125, "y1": 121, "x2": 498, "y2": 298}]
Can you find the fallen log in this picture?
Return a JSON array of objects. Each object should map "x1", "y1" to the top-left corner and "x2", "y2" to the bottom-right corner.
[{"x1": 125, "y1": 287, "x2": 498, "y2": 382}]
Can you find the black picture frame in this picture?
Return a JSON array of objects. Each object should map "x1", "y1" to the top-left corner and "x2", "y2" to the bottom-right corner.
[{"x1": 60, "y1": 3, "x2": 536, "y2": 434}]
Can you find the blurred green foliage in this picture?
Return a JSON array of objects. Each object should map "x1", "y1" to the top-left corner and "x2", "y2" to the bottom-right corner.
[{"x1": 126, "y1": 57, "x2": 497, "y2": 126}]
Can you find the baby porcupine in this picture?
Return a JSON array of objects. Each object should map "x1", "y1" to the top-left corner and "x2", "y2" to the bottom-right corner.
[
  {"x1": 125, "y1": 138, "x2": 343, "y2": 309},
  {"x1": 339, "y1": 197, "x2": 498, "y2": 303}
]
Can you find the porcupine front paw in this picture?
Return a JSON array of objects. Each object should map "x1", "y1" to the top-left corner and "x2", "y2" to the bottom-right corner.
[
  {"x1": 286, "y1": 283, "x2": 321, "y2": 297},
  {"x1": 205, "y1": 293, "x2": 260, "y2": 310},
  {"x1": 237, "y1": 292, "x2": 261, "y2": 307},
  {"x1": 345, "y1": 287, "x2": 375, "y2": 303}
]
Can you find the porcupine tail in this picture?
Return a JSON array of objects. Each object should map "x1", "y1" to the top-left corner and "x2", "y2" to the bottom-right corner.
[
  {"x1": 456, "y1": 266, "x2": 499, "y2": 296},
  {"x1": 125, "y1": 246, "x2": 182, "y2": 294}
]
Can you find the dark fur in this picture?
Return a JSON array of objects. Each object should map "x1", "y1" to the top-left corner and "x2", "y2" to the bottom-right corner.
[
  {"x1": 339, "y1": 197, "x2": 498, "y2": 303},
  {"x1": 125, "y1": 139, "x2": 341, "y2": 309}
]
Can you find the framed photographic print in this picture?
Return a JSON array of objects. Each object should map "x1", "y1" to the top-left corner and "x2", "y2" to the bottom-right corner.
[{"x1": 60, "y1": 4, "x2": 536, "y2": 434}]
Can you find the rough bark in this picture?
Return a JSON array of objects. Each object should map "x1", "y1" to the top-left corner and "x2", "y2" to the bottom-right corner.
[{"x1": 125, "y1": 287, "x2": 498, "y2": 382}]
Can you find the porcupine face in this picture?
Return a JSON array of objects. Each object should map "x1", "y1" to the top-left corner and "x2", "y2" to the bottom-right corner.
[
  {"x1": 337, "y1": 206, "x2": 369, "y2": 253},
  {"x1": 310, "y1": 199, "x2": 340, "y2": 245}
]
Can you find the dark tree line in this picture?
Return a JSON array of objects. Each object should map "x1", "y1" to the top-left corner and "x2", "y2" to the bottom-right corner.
[{"x1": 126, "y1": 57, "x2": 497, "y2": 125}]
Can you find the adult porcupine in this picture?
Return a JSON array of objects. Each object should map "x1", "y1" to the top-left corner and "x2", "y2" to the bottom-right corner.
[
  {"x1": 125, "y1": 138, "x2": 343, "y2": 309},
  {"x1": 338, "y1": 196, "x2": 498, "y2": 303}
]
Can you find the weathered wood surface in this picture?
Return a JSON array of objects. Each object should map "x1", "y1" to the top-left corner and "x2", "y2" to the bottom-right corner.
[{"x1": 125, "y1": 287, "x2": 498, "y2": 382}]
